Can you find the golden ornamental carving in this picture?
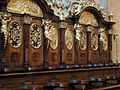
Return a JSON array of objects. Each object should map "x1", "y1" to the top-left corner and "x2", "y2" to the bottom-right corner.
[
  {"x1": 0, "y1": 12, "x2": 11, "y2": 47},
  {"x1": 91, "y1": 31, "x2": 98, "y2": 51},
  {"x1": 49, "y1": 26, "x2": 58, "y2": 50},
  {"x1": 79, "y1": 11, "x2": 98, "y2": 27},
  {"x1": 99, "y1": 28, "x2": 108, "y2": 51},
  {"x1": 42, "y1": 19, "x2": 58, "y2": 50},
  {"x1": 8, "y1": 21, "x2": 22, "y2": 48},
  {"x1": 30, "y1": 23, "x2": 42, "y2": 49},
  {"x1": 7, "y1": 0, "x2": 43, "y2": 17},
  {"x1": 74, "y1": 24, "x2": 87, "y2": 50},
  {"x1": 65, "y1": 28, "x2": 74, "y2": 50}
]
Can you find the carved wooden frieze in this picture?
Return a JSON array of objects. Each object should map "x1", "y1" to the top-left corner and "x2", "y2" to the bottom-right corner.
[
  {"x1": 8, "y1": 20, "x2": 22, "y2": 48},
  {"x1": 30, "y1": 23, "x2": 42, "y2": 49}
]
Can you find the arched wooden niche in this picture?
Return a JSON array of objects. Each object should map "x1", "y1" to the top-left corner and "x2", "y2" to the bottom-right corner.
[
  {"x1": 4, "y1": 0, "x2": 44, "y2": 70},
  {"x1": 7, "y1": 0, "x2": 43, "y2": 17},
  {"x1": 76, "y1": 10, "x2": 106, "y2": 65}
]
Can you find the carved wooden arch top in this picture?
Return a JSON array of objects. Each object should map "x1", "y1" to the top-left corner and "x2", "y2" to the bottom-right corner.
[
  {"x1": 7, "y1": 0, "x2": 43, "y2": 17},
  {"x1": 79, "y1": 11, "x2": 98, "y2": 27}
]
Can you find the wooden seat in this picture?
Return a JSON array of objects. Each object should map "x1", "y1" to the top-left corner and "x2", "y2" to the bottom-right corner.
[
  {"x1": 69, "y1": 80, "x2": 89, "y2": 90},
  {"x1": 89, "y1": 77, "x2": 105, "y2": 89},
  {"x1": 18, "y1": 85, "x2": 33, "y2": 90},
  {"x1": 105, "y1": 76, "x2": 118, "y2": 86},
  {"x1": 44, "y1": 82, "x2": 59, "y2": 90}
]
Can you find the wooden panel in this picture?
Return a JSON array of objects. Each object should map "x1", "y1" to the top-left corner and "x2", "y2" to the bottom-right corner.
[
  {"x1": 28, "y1": 18, "x2": 43, "y2": 68},
  {"x1": 5, "y1": 15, "x2": 23, "y2": 69},
  {"x1": 77, "y1": 25, "x2": 87, "y2": 64},
  {"x1": 101, "y1": 30, "x2": 109, "y2": 64},
  {"x1": 62, "y1": 25, "x2": 75, "y2": 65},
  {"x1": 47, "y1": 23, "x2": 60, "y2": 66},
  {"x1": 89, "y1": 27, "x2": 99, "y2": 64}
]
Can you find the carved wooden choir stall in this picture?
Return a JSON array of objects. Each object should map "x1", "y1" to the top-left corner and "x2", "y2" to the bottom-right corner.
[{"x1": 0, "y1": 0, "x2": 120, "y2": 90}]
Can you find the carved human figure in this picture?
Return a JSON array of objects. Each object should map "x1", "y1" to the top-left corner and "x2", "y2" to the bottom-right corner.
[{"x1": 0, "y1": 12, "x2": 11, "y2": 47}]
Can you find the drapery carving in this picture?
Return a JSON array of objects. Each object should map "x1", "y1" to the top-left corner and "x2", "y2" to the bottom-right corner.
[{"x1": 7, "y1": 0, "x2": 43, "y2": 17}]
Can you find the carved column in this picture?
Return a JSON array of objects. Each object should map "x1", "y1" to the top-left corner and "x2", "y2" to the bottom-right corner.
[
  {"x1": 107, "y1": 22, "x2": 115, "y2": 64},
  {"x1": 59, "y1": 20, "x2": 67, "y2": 67}
]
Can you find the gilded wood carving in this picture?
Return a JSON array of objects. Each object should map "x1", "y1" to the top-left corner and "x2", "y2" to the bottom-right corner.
[
  {"x1": 99, "y1": 28, "x2": 108, "y2": 51},
  {"x1": 79, "y1": 11, "x2": 98, "y2": 26},
  {"x1": 7, "y1": 0, "x2": 43, "y2": 17},
  {"x1": 65, "y1": 28, "x2": 74, "y2": 50},
  {"x1": 49, "y1": 26, "x2": 58, "y2": 50},
  {"x1": 91, "y1": 30, "x2": 98, "y2": 51},
  {"x1": 8, "y1": 20, "x2": 22, "y2": 48},
  {"x1": 30, "y1": 23, "x2": 42, "y2": 49},
  {"x1": 74, "y1": 24, "x2": 87, "y2": 50}
]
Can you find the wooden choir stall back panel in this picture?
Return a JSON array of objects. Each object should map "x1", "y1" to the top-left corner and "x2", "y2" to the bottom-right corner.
[
  {"x1": 27, "y1": 18, "x2": 43, "y2": 69},
  {"x1": 46, "y1": 23, "x2": 60, "y2": 66},
  {"x1": 5, "y1": 14, "x2": 23, "y2": 69},
  {"x1": 62, "y1": 25, "x2": 75, "y2": 65},
  {"x1": 0, "y1": 0, "x2": 118, "y2": 90}
]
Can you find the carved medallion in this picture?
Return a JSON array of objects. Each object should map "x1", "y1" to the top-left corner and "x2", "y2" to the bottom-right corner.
[
  {"x1": 76, "y1": 26, "x2": 87, "y2": 50},
  {"x1": 49, "y1": 26, "x2": 58, "y2": 50},
  {"x1": 65, "y1": 28, "x2": 74, "y2": 50},
  {"x1": 8, "y1": 21, "x2": 22, "y2": 48},
  {"x1": 99, "y1": 29, "x2": 108, "y2": 51},
  {"x1": 91, "y1": 31, "x2": 98, "y2": 51},
  {"x1": 30, "y1": 23, "x2": 42, "y2": 49}
]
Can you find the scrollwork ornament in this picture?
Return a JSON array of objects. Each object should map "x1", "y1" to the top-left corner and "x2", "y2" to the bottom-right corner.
[
  {"x1": 30, "y1": 23, "x2": 42, "y2": 49},
  {"x1": 8, "y1": 21, "x2": 22, "y2": 48},
  {"x1": 65, "y1": 28, "x2": 74, "y2": 50}
]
